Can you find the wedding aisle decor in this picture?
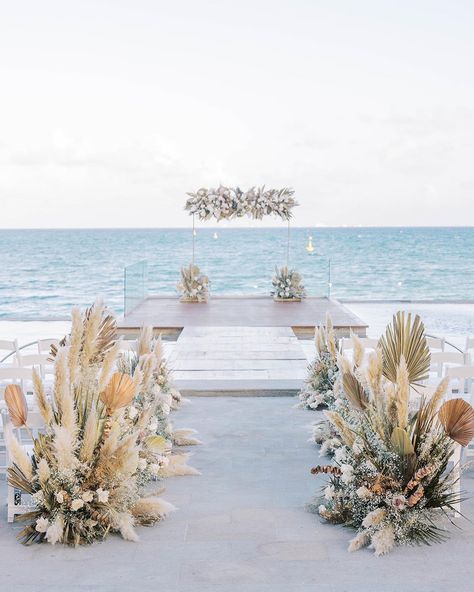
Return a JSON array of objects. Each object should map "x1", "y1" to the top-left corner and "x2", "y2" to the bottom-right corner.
[
  {"x1": 118, "y1": 326, "x2": 201, "y2": 480},
  {"x1": 298, "y1": 315, "x2": 339, "y2": 410},
  {"x1": 312, "y1": 334, "x2": 369, "y2": 457},
  {"x1": 310, "y1": 312, "x2": 474, "y2": 555},
  {"x1": 4, "y1": 301, "x2": 177, "y2": 546},
  {"x1": 271, "y1": 266, "x2": 306, "y2": 301},
  {"x1": 152, "y1": 334, "x2": 186, "y2": 411},
  {"x1": 177, "y1": 263, "x2": 210, "y2": 303},
  {"x1": 183, "y1": 185, "x2": 302, "y2": 298}
]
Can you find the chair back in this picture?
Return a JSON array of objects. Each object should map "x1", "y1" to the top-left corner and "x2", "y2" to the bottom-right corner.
[
  {"x1": 37, "y1": 338, "x2": 59, "y2": 354},
  {"x1": 446, "y1": 365, "x2": 474, "y2": 396},
  {"x1": 426, "y1": 336, "x2": 445, "y2": 351},
  {"x1": 0, "y1": 367, "x2": 34, "y2": 393},
  {"x1": 430, "y1": 351, "x2": 466, "y2": 377},
  {"x1": 0, "y1": 339, "x2": 20, "y2": 365}
]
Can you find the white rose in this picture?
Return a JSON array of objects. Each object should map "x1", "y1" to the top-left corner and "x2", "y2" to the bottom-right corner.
[
  {"x1": 96, "y1": 488, "x2": 109, "y2": 503},
  {"x1": 148, "y1": 418, "x2": 158, "y2": 432},
  {"x1": 55, "y1": 490, "x2": 66, "y2": 503},
  {"x1": 35, "y1": 516, "x2": 49, "y2": 533},
  {"x1": 128, "y1": 406, "x2": 138, "y2": 419},
  {"x1": 71, "y1": 498, "x2": 84, "y2": 511},
  {"x1": 81, "y1": 491, "x2": 94, "y2": 503}
]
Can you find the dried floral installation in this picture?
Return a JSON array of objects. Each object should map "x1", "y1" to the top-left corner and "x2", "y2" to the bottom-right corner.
[
  {"x1": 310, "y1": 312, "x2": 474, "y2": 555},
  {"x1": 311, "y1": 333, "x2": 370, "y2": 457},
  {"x1": 4, "y1": 301, "x2": 182, "y2": 546},
  {"x1": 185, "y1": 185, "x2": 297, "y2": 221},
  {"x1": 298, "y1": 315, "x2": 339, "y2": 410},
  {"x1": 271, "y1": 266, "x2": 306, "y2": 300},
  {"x1": 177, "y1": 263, "x2": 210, "y2": 302}
]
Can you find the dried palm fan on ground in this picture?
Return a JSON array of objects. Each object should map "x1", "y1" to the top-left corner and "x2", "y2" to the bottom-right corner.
[
  {"x1": 310, "y1": 313, "x2": 474, "y2": 555},
  {"x1": 5, "y1": 302, "x2": 175, "y2": 546}
]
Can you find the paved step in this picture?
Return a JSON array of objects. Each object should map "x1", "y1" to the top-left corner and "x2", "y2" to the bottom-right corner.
[{"x1": 173, "y1": 326, "x2": 307, "y2": 395}]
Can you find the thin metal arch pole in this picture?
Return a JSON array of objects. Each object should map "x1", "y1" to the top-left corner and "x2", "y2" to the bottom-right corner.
[
  {"x1": 286, "y1": 218, "x2": 290, "y2": 267},
  {"x1": 192, "y1": 214, "x2": 195, "y2": 266}
]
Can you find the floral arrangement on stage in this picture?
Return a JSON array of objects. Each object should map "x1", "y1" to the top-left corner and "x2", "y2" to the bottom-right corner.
[
  {"x1": 298, "y1": 316, "x2": 339, "y2": 409},
  {"x1": 4, "y1": 301, "x2": 177, "y2": 546},
  {"x1": 185, "y1": 185, "x2": 297, "y2": 221},
  {"x1": 177, "y1": 263, "x2": 210, "y2": 302},
  {"x1": 272, "y1": 266, "x2": 306, "y2": 301},
  {"x1": 310, "y1": 312, "x2": 474, "y2": 555}
]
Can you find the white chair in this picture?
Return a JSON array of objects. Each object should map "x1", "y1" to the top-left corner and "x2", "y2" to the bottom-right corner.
[
  {"x1": 430, "y1": 352, "x2": 466, "y2": 378},
  {"x1": 426, "y1": 336, "x2": 445, "y2": 351},
  {"x1": 0, "y1": 367, "x2": 34, "y2": 396},
  {"x1": 465, "y1": 337, "x2": 474, "y2": 364},
  {"x1": 17, "y1": 353, "x2": 53, "y2": 380},
  {"x1": 446, "y1": 366, "x2": 474, "y2": 398},
  {"x1": 37, "y1": 338, "x2": 59, "y2": 354},
  {"x1": 1, "y1": 410, "x2": 44, "y2": 522},
  {"x1": 0, "y1": 339, "x2": 20, "y2": 367}
]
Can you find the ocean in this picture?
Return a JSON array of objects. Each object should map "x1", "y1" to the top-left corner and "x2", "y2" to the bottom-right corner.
[{"x1": 0, "y1": 227, "x2": 473, "y2": 320}]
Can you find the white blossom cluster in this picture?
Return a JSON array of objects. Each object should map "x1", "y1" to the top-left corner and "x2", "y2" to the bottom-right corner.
[{"x1": 271, "y1": 266, "x2": 306, "y2": 300}]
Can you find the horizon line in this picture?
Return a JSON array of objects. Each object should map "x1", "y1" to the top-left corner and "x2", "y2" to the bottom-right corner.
[{"x1": 0, "y1": 225, "x2": 473, "y2": 231}]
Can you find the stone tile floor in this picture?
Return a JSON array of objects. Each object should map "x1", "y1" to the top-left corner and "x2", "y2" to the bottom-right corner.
[{"x1": 1, "y1": 397, "x2": 474, "y2": 591}]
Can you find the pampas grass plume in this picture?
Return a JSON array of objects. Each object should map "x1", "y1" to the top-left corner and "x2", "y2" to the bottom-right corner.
[
  {"x1": 5, "y1": 425, "x2": 33, "y2": 479},
  {"x1": 32, "y1": 367, "x2": 53, "y2": 425}
]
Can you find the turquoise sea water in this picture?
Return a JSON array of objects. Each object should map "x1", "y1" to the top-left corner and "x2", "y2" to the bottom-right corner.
[{"x1": 0, "y1": 227, "x2": 473, "y2": 319}]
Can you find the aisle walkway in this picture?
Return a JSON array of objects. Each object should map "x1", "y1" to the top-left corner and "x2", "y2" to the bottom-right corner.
[
  {"x1": 172, "y1": 326, "x2": 307, "y2": 395},
  {"x1": 1, "y1": 398, "x2": 474, "y2": 591}
]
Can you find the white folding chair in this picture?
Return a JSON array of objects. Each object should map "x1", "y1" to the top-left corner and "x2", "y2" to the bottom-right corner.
[
  {"x1": 17, "y1": 353, "x2": 53, "y2": 380},
  {"x1": 465, "y1": 337, "x2": 474, "y2": 365},
  {"x1": 1, "y1": 410, "x2": 44, "y2": 522},
  {"x1": 0, "y1": 339, "x2": 20, "y2": 367},
  {"x1": 37, "y1": 338, "x2": 59, "y2": 354},
  {"x1": 426, "y1": 336, "x2": 445, "y2": 351},
  {"x1": 446, "y1": 366, "x2": 474, "y2": 398},
  {"x1": 430, "y1": 352, "x2": 466, "y2": 378},
  {"x1": 0, "y1": 367, "x2": 34, "y2": 396}
]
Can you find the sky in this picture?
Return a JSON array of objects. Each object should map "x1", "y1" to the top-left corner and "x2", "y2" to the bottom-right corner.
[{"x1": 0, "y1": 0, "x2": 473, "y2": 228}]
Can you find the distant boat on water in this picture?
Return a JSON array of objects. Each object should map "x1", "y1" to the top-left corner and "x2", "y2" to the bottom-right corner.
[
  {"x1": 306, "y1": 236, "x2": 314, "y2": 254},
  {"x1": 213, "y1": 232, "x2": 218, "y2": 239}
]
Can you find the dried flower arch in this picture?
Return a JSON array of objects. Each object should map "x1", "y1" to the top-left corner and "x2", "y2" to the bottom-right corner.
[{"x1": 185, "y1": 185, "x2": 298, "y2": 222}]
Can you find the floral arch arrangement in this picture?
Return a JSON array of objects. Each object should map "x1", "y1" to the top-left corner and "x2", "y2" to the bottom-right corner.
[
  {"x1": 185, "y1": 185, "x2": 298, "y2": 221},
  {"x1": 177, "y1": 185, "x2": 304, "y2": 302}
]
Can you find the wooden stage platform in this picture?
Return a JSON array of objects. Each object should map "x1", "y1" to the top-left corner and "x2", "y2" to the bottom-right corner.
[{"x1": 118, "y1": 296, "x2": 367, "y2": 337}]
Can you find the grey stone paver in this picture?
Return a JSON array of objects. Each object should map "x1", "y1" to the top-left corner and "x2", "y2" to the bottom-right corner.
[{"x1": 1, "y1": 397, "x2": 474, "y2": 592}]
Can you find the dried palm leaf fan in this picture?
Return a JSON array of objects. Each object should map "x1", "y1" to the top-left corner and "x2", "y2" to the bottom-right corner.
[
  {"x1": 378, "y1": 311, "x2": 430, "y2": 385},
  {"x1": 50, "y1": 302, "x2": 117, "y2": 363},
  {"x1": 438, "y1": 398, "x2": 474, "y2": 447},
  {"x1": 342, "y1": 371, "x2": 368, "y2": 411},
  {"x1": 4, "y1": 384, "x2": 28, "y2": 428}
]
